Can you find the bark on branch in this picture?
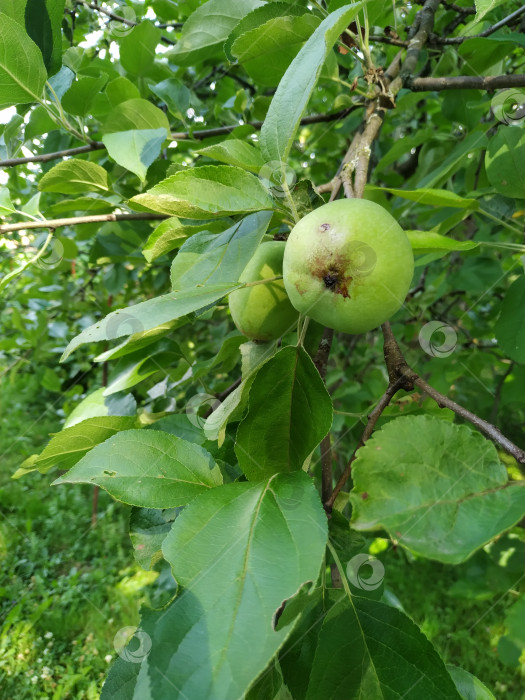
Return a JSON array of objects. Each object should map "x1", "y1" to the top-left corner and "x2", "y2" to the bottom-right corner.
[
  {"x1": 409, "y1": 74, "x2": 525, "y2": 91},
  {"x1": 0, "y1": 213, "x2": 167, "y2": 234},
  {"x1": 0, "y1": 108, "x2": 357, "y2": 169}
]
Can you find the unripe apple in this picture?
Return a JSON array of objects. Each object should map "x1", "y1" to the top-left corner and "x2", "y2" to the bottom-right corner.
[
  {"x1": 283, "y1": 199, "x2": 414, "y2": 334},
  {"x1": 229, "y1": 241, "x2": 299, "y2": 341}
]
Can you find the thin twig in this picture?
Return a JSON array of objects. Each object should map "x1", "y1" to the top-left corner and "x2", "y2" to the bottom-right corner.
[
  {"x1": 441, "y1": 1, "x2": 476, "y2": 14},
  {"x1": 0, "y1": 213, "x2": 167, "y2": 234},
  {"x1": 382, "y1": 322, "x2": 525, "y2": 464},
  {"x1": 0, "y1": 108, "x2": 357, "y2": 169},
  {"x1": 433, "y1": 5, "x2": 525, "y2": 43},
  {"x1": 0, "y1": 142, "x2": 105, "y2": 167},
  {"x1": 409, "y1": 74, "x2": 525, "y2": 91}
]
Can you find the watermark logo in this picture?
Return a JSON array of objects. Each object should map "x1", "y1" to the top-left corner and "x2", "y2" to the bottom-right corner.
[
  {"x1": 259, "y1": 161, "x2": 297, "y2": 199},
  {"x1": 114, "y1": 626, "x2": 151, "y2": 663},
  {"x1": 275, "y1": 475, "x2": 305, "y2": 511},
  {"x1": 105, "y1": 311, "x2": 144, "y2": 340},
  {"x1": 346, "y1": 553, "x2": 385, "y2": 591},
  {"x1": 107, "y1": 3, "x2": 136, "y2": 38},
  {"x1": 347, "y1": 239, "x2": 377, "y2": 277},
  {"x1": 419, "y1": 320, "x2": 457, "y2": 358},
  {"x1": 35, "y1": 237, "x2": 64, "y2": 271},
  {"x1": 492, "y1": 89, "x2": 525, "y2": 127},
  {"x1": 186, "y1": 392, "x2": 221, "y2": 429}
]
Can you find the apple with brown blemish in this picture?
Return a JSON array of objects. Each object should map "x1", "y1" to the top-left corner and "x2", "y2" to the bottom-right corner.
[{"x1": 283, "y1": 199, "x2": 414, "y2": 334}]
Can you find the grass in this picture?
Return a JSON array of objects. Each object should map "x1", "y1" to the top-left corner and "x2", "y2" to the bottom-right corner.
[{"x1": 0, "y1": 374, "x2": 146, "y2": 699}]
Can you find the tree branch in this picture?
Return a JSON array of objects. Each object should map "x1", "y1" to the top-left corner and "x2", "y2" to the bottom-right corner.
[
  {"x1": 0, "y1": 213, "x2": 167, "y2": 234},
  {"x1": 434, "y1": 5, "x2": 525, "y2": 43},
  {"x1": 0, "y1": 142, "x2": 105, "y2": 167},
  {"x1": 383, "y1": 322, "x2": 525, "y2": 464},
  {"x1": 441, "y1": 0, "x2": 476, "y2": 13},
  {"x1": 369, "y1": 35, "x2": 409, "y2": 47},
  {"x1": 409, "y1": 74, "x2": 525, "y2": 91},
  {"x1": 398, "y1": 0, "x2": 442, "y2": 82},
  {"x1": 0, "y1": 108, "x2": 358, "y2": 169}
]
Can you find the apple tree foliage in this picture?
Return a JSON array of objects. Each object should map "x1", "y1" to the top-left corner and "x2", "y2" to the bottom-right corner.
[{"x1": 1, "y1": 0, "x2": 525, "y2": 697}]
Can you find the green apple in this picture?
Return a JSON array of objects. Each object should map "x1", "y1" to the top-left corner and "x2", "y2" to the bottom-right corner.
[
  {"x1": 283, "y1": 199, "x2": 414, "y2": 334},
  {"x1": 229, "y1": 241, "x2": 299, "y2": 341}
]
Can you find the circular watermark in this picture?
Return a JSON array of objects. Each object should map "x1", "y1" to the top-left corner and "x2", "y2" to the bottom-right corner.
[
  {"x1": 419, "y1": 320, "x2": 457, "y2": 358},
  {"x1": 107, "y1": 4, "x2": 137, "y2": 38},
  {"x1": 35, "y1": 237, "x2": 64, "y2": 271},
  {"x1": 186, "y1": 392, "x2": 221, "y2": 429},
  {"x1": 346, "y1": 553, "x2": 385, "y2": 591},
  {"x1": 491, "y1": 89, "x2": 525, "y2": 127},
  {"x1": 105, "y1": 311, "x2": 144, "y2": 340},
  {"x1": 259, "y1": 160, "x2": 297, "y2": 199},
  {"x1": 113, "y1": 626, "x2": 151, "y2": 663},
  {"x1": 275, "y1": 475, "x2": 306, "y2": 511},
  {"x1": 347, "y1": 239, "x2": 377, "y2": 277}
]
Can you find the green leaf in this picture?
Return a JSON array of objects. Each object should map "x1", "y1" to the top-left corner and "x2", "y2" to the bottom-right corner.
[
  {"x1": 45, "y1": 196, "x2": 116, "y2": 216},
  {"x1": 130, "y1": 165, "x2": 274, "y2": 218},
  {"x1": 418, "y1": 132, "x2": 488, "y2": 189},
  {"x1": 12, "y1": 416, "x2": 137, "y2": 478},
  {"x1": 105, "y1": 76, "x2": 141, "y2": 107},
  {"x1": 0, "y1": 187, "x2": 15, "y2": 214},
  {"x1": 64, "y1": 387, "x2": 136, "y2": 428},
  {"x1": 486, "y1": 128, "x2": 525, "y2": 199},
  {"x1": 61, "y1": 284, "x2": 240, "y2": 360},
  {"x1": 38, "y1": 159, "x2": 109, "y2": 195},
  {"x1": 495, "y1": 275, "x2": 525, "y2": 364},
  {"x1": 0, "y1": 13, "x2": 47, "y2": 107},
  {"x1": 0, "y1": 0, "x2": 64, "y2": 75},
  {"x1": 102, "y1": 128, "x2": 168, "y2": 181},
  {"x1": 302, "y1": 593, "x2": 462, "y2": 700},
  {"x1": 95, "y1": 322, "x2": 179, "y2": 362},
  {"x1": 223, "y1": 2, "x2": 306, "y2": 62},
  {"x1": 129, "y1": 506, "x2": 179, "y2": 570},
  {"x1": 103, "y1": 98, "x2": 170, "y2": 133},
  {"x1": 367, "y1": 185, "x2": 479, "y2": 209},
  {"x1": 143, "y1": 217, "x2": 230, "y2": 262},
  {"x1": 119, "y1": 21, "x2": 161, "y2": 75},
  {"x1": 53, "y1": 429, "x2": 222, "y2": 507},
  {"x1": 24, "y1": 0, "x2": 65, "y2": 75},
  {"x1": 231, "y1": 14, "x2": 320, "y2": 87},
  {"x1": 170, "y1": 211, "x2": 272, "y2": 289},
  {"x1": 204, "y1": 340, "x2": 278, "y2": 445},
  {"x1": 61, "y1": 75, "x2": 109, "y2": 116},
  {"x1": 196, "y1": 139, "x2": 265, "y2": 173},
  {"x1": 260, "y1": 1, "x2": 368, "y2": 164},
  {"x1": 149, "y1": 77, "x2": 190, "y2": 121},
  {"x1": 103, "y1": 350, "x2": 188, "y2": 396},
  {"x1": 136, "y1": 472, "x2": 326, "y2": 699},
  {"x1": 474, "y1": 0, "x2": 506, "y2": 23},
  {"x1": 406, "y1": 230, "x2": 479, "y2": 254},
  {"x1": 447, "y1": 665, "x2": 496, "y2": 700},
  {"x1": 350, "y1": 415, "x2": 525, "y2": 564},
  {"x1": 235, "y1": 346, "x2": 333, "y2": 480},
  {"x1": 376, "y1": 129, "x2": 434, "y2": 171},
  {"x1": 167, "y1": 0, "x2": 264, "y2": 66}
]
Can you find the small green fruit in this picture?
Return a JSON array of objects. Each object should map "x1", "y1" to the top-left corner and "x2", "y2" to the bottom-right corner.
[
  {"x1": 283, "y1": 199, "x2": 414, "y2": 334},
  {"x1": 229, "y1": 241, "x2": 299, "y2": 341}
]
